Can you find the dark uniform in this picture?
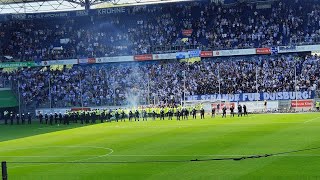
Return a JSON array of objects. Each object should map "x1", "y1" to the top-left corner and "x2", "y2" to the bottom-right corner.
[
  {"x1": 129, "y1": 111, "x2": 133, "y2": 122},
  {"x1": 176, "y1": 109, "x2": 181, "y2": 121},
  {"x1": 152, "y1": 110, "x2": 156, "y2": 120},
  {"x1": 27, "y1": 113, "x2": 32, "y2": 124},
  {"x1": 211, "y1": 108, "x2": 216, "y2": 118},
  {"x1": 238, "y1": 105, "x2": 242, "y2": 117},
  {"x1": 142, "y1": 110, "x2": 147, "y2": 121},
  {"x1": 168, "y1": 110, "x2": 173, "y2": 120},
  {"x1": 200, "y1": 108, "x2": 205, "y2": 119},
  {"x1": 192, "y1": 108, "x2": 197, "y2": 119},
  {"x1": 160, "y1": 109, "x2": 165, "y2": 120},
  {"x1": 21, "y1": 113, "x2": 25, "y2": 124},
  {"x1": 135, "y1": 110, "x2": 139, "y2": 121},
  {"x1": 243, "y1": 105, "x2": 248, "y2": 116},
  {"x1": 115, "y1": 110, "x2": 120, "y2": 122},
  {"x1": 45, "y1": 114, "x2": 48, "y2": 124},
  {"x1": 64, "y1": 113, "x2": 69, "y2": 125},
  {"x1": 16, "y1": 114, "x2": 20, "y2": 125},
  {"x1": 10, "y1": 112, "x2": 14, "y2": 125},
  {"x1": 230, "y1": 105, "x2": 234, "y2": 117},
  {"x1": 222, "y1": 106, "x2": 227, "y2": 118},
  {"x1": 121, "y1": 110, "x2": 126, "y2": 122},
  {"x1": 39, "y1": 113, "x2": 43, "y2": 124},
  {"x1": 59, "y1": 113, "x2": 63, "y2": 124},
  {"x1": 54, "y1": 113, "x2": 58, "y2": 124},
  {"x1": 49, "y1": 113, "x2": 54, "y2": 125},
  {"x1": 101, "y1": 111, "x2": 105, "y2": 123},
  {"x1": 4, "y1": 111, "x2": 8, "y2": 125}
]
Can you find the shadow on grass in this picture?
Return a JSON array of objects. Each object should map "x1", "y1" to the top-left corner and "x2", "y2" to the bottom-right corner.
[{"x1": 0, "y1": 120, "x2": 102, "y2": 142}]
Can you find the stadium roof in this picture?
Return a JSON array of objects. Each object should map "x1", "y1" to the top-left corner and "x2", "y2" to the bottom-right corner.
[{"x1": 0, "y1": 0, "x2": 188, "y2": 14}]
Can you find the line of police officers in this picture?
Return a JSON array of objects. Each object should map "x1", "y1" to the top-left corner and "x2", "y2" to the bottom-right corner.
[
  {"x1": 2, "y1": 105, "x2": 248, "y2": 125},
  {"x1": 34, "y1": 107, "x2": 207, "y2": 125},
  {"x1": 2, "y1": 111, "x2": 32, "y2": 125}
]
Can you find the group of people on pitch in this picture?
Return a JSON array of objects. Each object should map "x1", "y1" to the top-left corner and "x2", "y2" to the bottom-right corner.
[{"x1": 217, "y1": 104, "x2": 248, "y2": 118}]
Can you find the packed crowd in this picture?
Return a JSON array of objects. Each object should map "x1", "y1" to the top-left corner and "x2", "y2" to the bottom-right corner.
[
  {"x1": 0, "y1": 0, "x2": 320, "y2": 61},
  {"x1": 1, "y1": 54, "x2": 319, "y2": 108}
]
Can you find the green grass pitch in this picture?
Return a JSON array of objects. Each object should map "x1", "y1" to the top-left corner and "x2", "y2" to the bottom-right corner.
[{"x1": 1, "y1": 113, "x2": 320, "y2": 180}]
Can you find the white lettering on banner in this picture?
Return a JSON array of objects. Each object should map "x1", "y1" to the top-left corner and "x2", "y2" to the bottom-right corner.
[
  {"x1": 187, "y1": 91, "x2": 314, "y2": 102},
  {"x1": 98, "y1": 7, "x2": 126, "y2": 15},
  {"x1": 97, "y1": 56, "x2": 134, "y2": 63},
  {"x1": 213, "y1": 49, "x2": 255, "y2": 56},
  {"x1": 76, "y1": 10, "x2": 89, "y2": 16},
  {"x1": 153, "y1": 53, "x2": 177, "y2": 60},
  {"x1": 11, "y1": 14, "x2": 26, "y2": 20}
]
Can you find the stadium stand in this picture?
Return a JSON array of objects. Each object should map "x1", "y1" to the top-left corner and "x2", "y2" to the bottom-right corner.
[{"x1": 0, "y1": 0, "x2": 320, "y2": 61}]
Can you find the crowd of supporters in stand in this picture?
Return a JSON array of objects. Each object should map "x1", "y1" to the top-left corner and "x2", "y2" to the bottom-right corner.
[
  {"x1": 0, "y1": 54, "x2": 318, "y2": 108},
  {"x1": 0, "y1": 0, "x2": 320, "y2": 62}
]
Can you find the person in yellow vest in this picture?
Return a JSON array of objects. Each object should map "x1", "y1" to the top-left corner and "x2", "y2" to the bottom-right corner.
[{"x1": 316, "y1": 101, "x2": 320, "y2": 111}]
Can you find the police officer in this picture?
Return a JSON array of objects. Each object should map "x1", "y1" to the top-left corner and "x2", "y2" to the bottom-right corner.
[
  {"x1": 200, "y1": 108, "x2": 205, "y2": 119},
  {"x1": 160, "y1": 108, "x2": 165, "y2": 120},
  {"x1": 238, "y1": 104, "x2": 242, "y2": 117},
  {"x1": 115, "y1": 110, "x2": 120, "y2": 122},
  {"x1": 222, "y1": 106, "x2": 227, "y2": 118},
  {"x1": 168, "y1": 109, "x2": 173, "y2": 120},
  {"x1": 21, "y1": 113, "x2": 25, "y2": 124},
  {"x1": 135, "y1": 110, "x2": 139, "y2": 121},
  {"x1": 230, "y1": 105, "x2": 234, "y2": 117},
  {"x1": 142, "y1": 109, "x2": 147, "y2": 121},
  {"x1": 152, "y1": 110, "x2": 156, "y2": 120},
  {"x1": 49, "y1": 113, "x2": 54, "y2": 125},
  {"x1": 176, "y1": 109, "x2": 181, "y2": 121},
  {"x1": 243, "y1": 105, "x2": 248, "y2": 116},
  {"x1": 45, "y1": 113, "x2": 48, "y2": 124},
  {"x1": 4, "y1": 110, "x2": 8, "y2": 125},
  {"x1": 211, "y1": 107, "x2": 216, "y2": 118},
  {"x1": 59, "y1": 112, "x2": 63, "y2": 124},
  {"x1": 63, "y1": 113, "x2": 69, "y2": 125},
  {"x1": 121, "y1": 110, "x2": 126, "y2": 122},
  {"x1": 16, "y1": 113, "x2": 20, "y2": 124},
  {"x1": 54, "y1": 112, "x2": 58, "y2": 124},
  {"x1": 27, "y1": 112, "x2": 32, "y2": 124},
  {"x1": 129, "y1": 110, "x2": 133, "y2": 122},
  {"x1": 39, "y1": 112, "x2": 43, "y2": 124},
  {"x1": 10, "y1": 112, "x2": 14, "y2": 125},
  {"x1": 192, "y1": 108, "x2": 197, "y2": 119}
]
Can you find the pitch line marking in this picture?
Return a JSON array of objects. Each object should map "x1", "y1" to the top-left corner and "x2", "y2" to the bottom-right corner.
[
  {"x1": 303, "y1": 117, "x2": 320, "y2": 123},
  {"x1": 7, "y1": 146, "x2": 114, "y2": 169}
]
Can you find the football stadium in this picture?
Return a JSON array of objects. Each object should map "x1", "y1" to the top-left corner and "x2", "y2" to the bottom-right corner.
[{"x1": 1, "y1": 0, "x2": 320, "y2": 179}]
